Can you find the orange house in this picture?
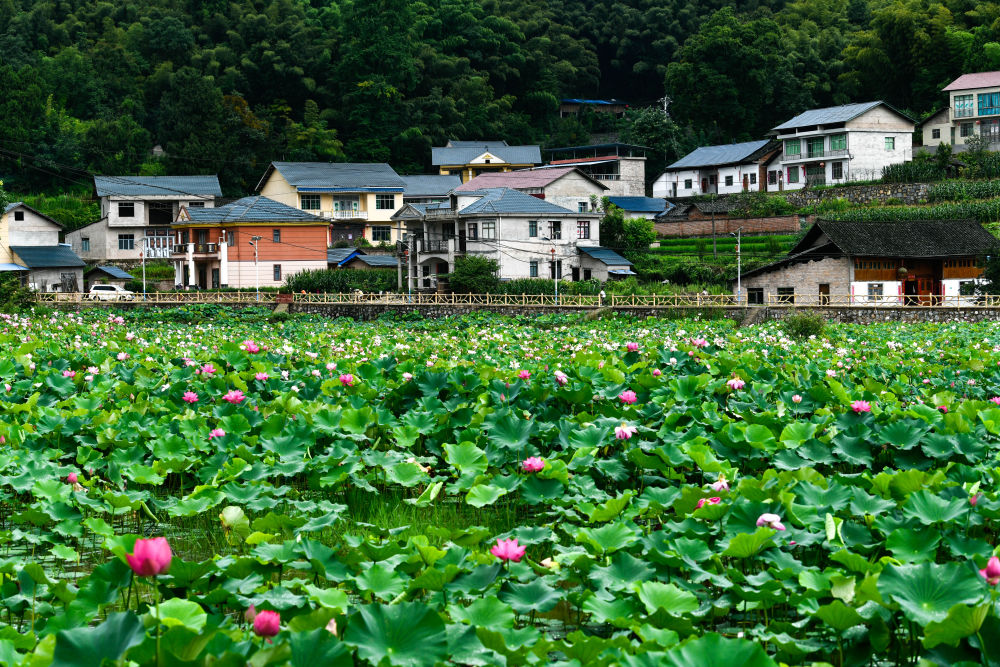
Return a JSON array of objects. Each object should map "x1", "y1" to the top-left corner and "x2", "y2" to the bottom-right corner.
[{"x1": 172, "y1": 196, "x2": 330, "y2": 289}]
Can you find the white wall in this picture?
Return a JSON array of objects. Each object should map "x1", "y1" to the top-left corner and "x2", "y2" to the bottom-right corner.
[{"x1": 7, "y1": 207, "x2": 61, "y2": 246}]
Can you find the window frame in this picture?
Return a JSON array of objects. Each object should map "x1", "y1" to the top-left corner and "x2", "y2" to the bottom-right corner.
[
  {"x1": 724, "y1": 175, "x2": 733, "y2": 187},
  {"x1": 273, "y1": 264, "x2": 282, "y2": 282},
  {"x1": 273, "y1": 229, "x2": 281, "y2": 243},
  {"x1": 549, "y1": 220, "x2": 562, "y2": 240},
  {"x1": 118, "y1": 202, "x2": 135, "y2": 218},
  {"x1": 118, "y1": 234, "x2": 135, "y2": 250},
  {"x1": 830, "y1": 133, "x2": 847, "y2": 151},
  {"x1": 832, "y1": 161, "x2": 844, "y2": 180},
  {"x1": 529, "y1": 260, "x2": 538, "y2": 278},
  {"x1": 784, "y1": 139, "x2": 801, "y2": 156},
  {"x1": 528, "y1": 220, "x2": 538, "y2": 237},
  {"x1": 375, "y1": 194, "x2": 396, "y2": 210},
  {"x1": 684, "y1": 178, "x2": 692, "y2": 189},
  {"x1": 577, "y1": 220, "x2": 590, "y2": 239},
  {"x1": 81, "y1": 237, "x2": 90, "y2": 252},
  {"x1": 371, "y1": 226, "x2": 392, "y2": 243},
  {"x1": 300, "y1": 194, "x2": 321, "y2": 210},
  {"x1": 955, "y1": 94, "x2": 974, "y2": 118},
  {"x1": 481, "y1": 220, "x2": 496, "y2": 240},
  {"x1": 884, "y1": 137, "x2": 895, "y2": 151}
]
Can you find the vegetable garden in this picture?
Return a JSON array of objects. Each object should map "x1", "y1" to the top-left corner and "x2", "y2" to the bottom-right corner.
[{"x1": 3, "y1": 309, "x2": 1000, "y2": 665}]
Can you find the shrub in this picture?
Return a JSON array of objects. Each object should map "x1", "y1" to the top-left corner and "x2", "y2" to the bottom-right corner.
[
  {"x1": 284, "y1": 268, "x2": 397, "y2": 293},
  {"x1": 881, "y1": 161, "x2": 944, "y2": 183},
  {"x1": 784, "y1": 313, "x2": 825, "y2": 338},
  {"x1": 448, "y1": 255, "x2": 500, "y2": 293},
  {"x1": 0, "y1": 274, "x2": 35, "y2": 312}
]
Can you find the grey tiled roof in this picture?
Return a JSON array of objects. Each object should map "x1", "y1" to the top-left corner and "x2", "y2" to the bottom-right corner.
[
  {"x1": 606, "y1": 196, "x2": 672, "y2": 213},
  {"x1": 11, "y1": 244, "x2": 85, "y2": 268},
  {"x1": 579, "y1": 246, "x2": 633, "y2": 266},
  {"x1": 794, "y1": 219, "x2": 999, "y2": 257},
  {"x1": 667, "y1": 140, "x2": 770, "y2": 169},
  {"x1": 771, "y1": 101, "x2": 909, "y2": 132},
  {"x1": 432, "y1": 141, "x2": 542, "y2": 166},
  {"x1": 458, "y1": 188, "x2": 576, "y2": 215},
  {"x1": 184, "y1": 196, "x2": 326, "y2": 224},
  {"x1": 327, "y1": 247, "x2": 361, "y2": 265},
  {"x1": 87, "y1": 265, "x2": 134, "y2": 280},
  {"x1": 266, "y1": 162, "x2": 404, "y2": 191},
  {"x1": 352, "y1": 254, "x2": 399, "y2": 267},
  {"x1": 401, "y1": 175, "x2": 462, "y2": 196},
  {"x1": 94, "y1": 175, "x2": 222, "y2": 198}
]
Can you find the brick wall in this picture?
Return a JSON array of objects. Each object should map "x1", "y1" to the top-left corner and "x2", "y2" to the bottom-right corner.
[
  {"x1": 742, "y1": 256, "x2": 851, "y2": 298},
  {"x1": 655, "y1": 214, "x2": 806, "y2": 238}
]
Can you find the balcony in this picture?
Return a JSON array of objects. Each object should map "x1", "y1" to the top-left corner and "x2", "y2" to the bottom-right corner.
[
  {"x1": 172, "y1": 243, "x2": 218, "y2": 257},
  {"x1": 144, "y1": 246, "x2": 172, "y2": 259},
  {"x1": 783, "y1": 148, "x2": 849, "y2": 162},
  {"x1": 324, "y1": 210, "x2": 368, "y2": 220}
]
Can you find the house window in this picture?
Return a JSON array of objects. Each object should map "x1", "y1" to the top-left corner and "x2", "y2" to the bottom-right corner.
[
  {"x1": 81, "y1": 237, "x2": 90, "y2": 252},
  {"x1": 118, "y1": 202, "x2": 135, "y2": 217},
  {"x1": 300, "y1": 194, "x2": 320, "y2": 210},
  {"x1": 226, "y1": 231, "x2": 235, "y2": 246},
  {"x1": 884, "y1": 137, "x2": 895, "y2": 151},
  {"x1": 188, "y1": 201, "x2": 205, "y2": 208},
  {"x1": 211, "y1": 269, "x2": 220, "y2": 289},
  {"x1": 529, "y1": 260, "x2": 538, "y2": 277},
  {"x1": 962, "y1": 122, "x2": 975, "y2": 137},
  {"x1": 785, "y1": 139, "x2": 801, "y2": 156},
  {"x1": 577, "y1": 202, "x2": 588, "y2": 213},
  {"x1": 830, "y1": 134, "x2": 847, "y2": 151},
  {"x1": 273, "y1": 229, "x2": 281, "y2": 243},
  {"x1": 807, "y1": 137, "x2": 824, "y2": 157},
  {"x1": 684, "y1": 178, "x2": 692, "y2": 189},
  {"x1": 832, "y1": 162, "x2": 844, "y2": 179},
  {"x1": 725, "y1": 175, "x2": 733, "y2": 187},
  {"x1": 468, "y1": 223, "x2": 477, "y2": 240},
  {"x1": 932, "y1": 128, "x2": 941, "y2": 139},
  {"x1": 549, "y1": 260, "x2": 562, "y2": 279},
  {"x1": 334, "y1": 197, "x2": 359, "y2": 213},
  {"x1": 118, "y1": 234, "x2": 135, "y2": 250},
  {"x1": 787, "y1": 168, "x2": 799, "y2": 184},
  {"x1": 375, "y1": 194, "x2": 396, "y2": 210},
  {"x1": 776, "y1": 286, "x2": 794, "y2": 303},
  {"x1": 767, "y1": 171, "x2": 777, "y2": 185},
  {"x1": 481, "y1": 220, "x2": 496, "y2": 239},
  {"x1": 13, "y1": 210, "x2": 23, "y2": 221},
  {"x1": 747, "y1": 288, "x2": 764, "y2": 305},
  {"x1": 549, "y1": 221, "x2": 562, "y2": 240},
  {"x1": 583, "y1": 268, "x2": 592, "y2": 280},
  {"x1": 708, "y1": 175, "x2": 717, "y2": 185},
  {"x1": 955, "y1": 94, "x2": 974, "y2": 118},
  {"x1": 868, "y1": 283, "x2": 883, "y2": 300},
  {"x1": 528, "y1": 220, "x2": 538, "y2": 237},
  {"x1": 749, "y1": 173, "x2": 757, "y2": 185},
  {"x1": 371, "y1": 226, "x2": 391, "y2": 242},
  {"x1": 577, "y1": 220, "x2": 590, "y2": 239},
  {"x1": 979, "y1": 92, "x2": 1000, "y2": 116},
  {"x1": 273, "y1": 264, "x2": 282, "y2": 281}
]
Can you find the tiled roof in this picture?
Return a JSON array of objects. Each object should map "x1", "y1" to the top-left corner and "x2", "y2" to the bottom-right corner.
[
  {"x1": 454, "y1": 167, "x2": 578, "y2": 192},
  {"x1": 184, "y1": 196, "x2": 326, "y2": 224},
  {"x1": 457, "y1": 188, "x2": 576, "y2": 215},
  {"x1": 606, "y1": 196, "x2": 672, "y2": 213},
  {"x1": 263, "y1": 162, "x2": 404, "y2": 191},
  {"x1": 794, "y1": 219, "x2": 999, "y2": 257},
  {"x1": 327, "y1": 247, "x2": 361, "y2": 265},
  {"x1": 579, "y1": 246, "x2": 633, "y2": 266},
  {"x1": 771, "y1": 101, "x2": 912, "y2": 132},
  {"x1": 86, "y1": 265, "x2": 134, "y2": 280},
  {"x1": 0, "y1": 263, "x2": 29, "y2": 272},
  {"x1": 11, "y1": 244, "x2": 85, "y2": 268},
  {"x1": 401, "y1": 175, "x2": 462, "y2": 196},
  {"x1": 94, "y1": 175, "x2": 222, "y2": 198},
  {"x1": 352, "y1": 254, "x2": 399, "y2": 267},
  {"x1": 432, "y1": 141, "x2": 542, "y2": 166},
  {"x1": 944, "y1": 71, "x2": 1000, "y2": 91},
  {"x1": 667, "y1": 140, "x2": 771, "y2": 169}
]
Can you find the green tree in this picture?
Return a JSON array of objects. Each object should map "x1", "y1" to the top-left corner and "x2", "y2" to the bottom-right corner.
[
  {"x1": 599, "y1": 200, "x2": 656, "y2": 255},
  {"x1": 448, "y1": 255, "x2": 501, "y2": 293}
]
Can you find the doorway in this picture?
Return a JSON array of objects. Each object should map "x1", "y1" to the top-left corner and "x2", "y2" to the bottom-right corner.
[{"x1": 818, "y1": 283, "x2": 830, "y2": 305}]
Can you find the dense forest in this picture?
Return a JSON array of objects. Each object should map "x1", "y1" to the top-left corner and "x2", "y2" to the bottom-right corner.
[{"x1": 0, "y1": 0, "x2": 998, "y2": 195}]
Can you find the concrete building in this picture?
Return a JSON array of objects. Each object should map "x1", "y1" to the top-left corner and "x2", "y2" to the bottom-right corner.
[
  {"x1": 918, "y1": 108, "x2": 950, "y2": 147},
  {"x1": 0, "y1": 202, "x2": 85, "y2": 292},
  {"x1": 453, "y1": 167, "x2": 608, "y2": 212},
  {"x1": 654, "y1": 140, "x2": 778, "y2": 198},
  {"x1": 400, "y1": 175, "x2": 462, "y2": 205},
  {"x1": 256, "y1": 162, "x2": 405, "y2": 245},
  {"x1": 739, "y1": 219, "x2": 996, "y2": 304},
  {"x1": 171, "y1": 196, "x2": 328, "y2": 289},
  {"x1": 920, "y1": 71, "x2": 1000, "y2": 149},
  {"x1": 432, "y1": 141, "x2": 542, "y2": 183},
  {"x1": 769, "y1": 101, "x2": 914, "y2": 189},
  {"x1": 393, "y1": 187, "x2": 620, "y2": 290},
  {"x1": 84, "y1": 265, "x2": 134, "y2": 290},
  {"x1": 558, "y1": 99, "x2": 629, "y2": 118},
  {"x1": 544, "y1": 144, "x2": 648, "y2": 197},
  {"x1": 65, "y1": 175, "x2": 221, "y2": 263},
  {"x1": 606, "y1": 196, "x2": 672, "y2": 220}
]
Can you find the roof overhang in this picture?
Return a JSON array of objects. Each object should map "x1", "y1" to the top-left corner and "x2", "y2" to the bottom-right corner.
[{"x1": 297, "y1": 187, "x2": 404, "y2": 193}]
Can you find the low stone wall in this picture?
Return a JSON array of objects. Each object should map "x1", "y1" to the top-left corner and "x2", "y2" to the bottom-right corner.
[
  {"x1": 765, "y1": 306, "x2": 1000, "y2": 324},
  {"x1": 782, "y1": 183, "x2": 929, "y2": 207},
  {"x1": 290, "y1": 302, "x2": 748, "y2": 322},
  {"x1": 655, "y1": 215, "x2": 804, "y2": 238}
]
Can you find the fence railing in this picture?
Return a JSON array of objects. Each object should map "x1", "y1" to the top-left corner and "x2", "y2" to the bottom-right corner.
[{"x1": 33, "y1": 292, "x2": 1000, "y2": 308}]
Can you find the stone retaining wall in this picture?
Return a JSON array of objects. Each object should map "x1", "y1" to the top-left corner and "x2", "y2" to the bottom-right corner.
[
  {"x1": 655, "y1": 215, "x2": 804, "y2": 238},
  {"x1": 782, "y1": 183, "x2": 930, "y2": 207}
]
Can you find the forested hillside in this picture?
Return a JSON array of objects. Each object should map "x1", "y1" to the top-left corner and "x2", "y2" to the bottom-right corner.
[{"x1": 0, "y1": 0, "x2": 996, "y2": 195}]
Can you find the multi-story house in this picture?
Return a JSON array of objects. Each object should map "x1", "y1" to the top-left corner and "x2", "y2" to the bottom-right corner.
[
  {"x1": 543, "y1": 143, "x2": 648, "y2": 197},
  {"x1": 769, "y1": 101, "x2": 914, "y2": 189},
  {"x1": 171, "y1": 196, "x2": 328, "y2": 289},
  {"x1": 393, "y1": 187, "x2": 628, "y2": 291},
  {"x1": 1, "y1": 202, "x2": 84, "y2": 292},
  {"x1": 654, "y1": 140, "x2": 778, "y2": 197},
  {"x1": 66, "y1": 175, "x2": 221, "y2": 263},
  {"x1": 920, "y1": 71, "x2": 1000, "y2": 149},
  {"x1": 256, "y1": 162, "x2": 405, "y2": 245},
  {"x1": 452, "y1": 167, "x2": 608, "y2": 212},
  {"x1": 401, "y1": 175, "x2": 462, "y2": 206},
  {"x1": 431, "y1": 141, "x2": 542, "y2": 183}
]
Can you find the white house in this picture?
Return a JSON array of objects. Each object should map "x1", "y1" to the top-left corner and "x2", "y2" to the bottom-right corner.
[
  {"x1": 769, "y1": 101, "x2": 915, "y2": 189},
  {"x1": 543, "y1": 143, "x2": 649, "y2": 197},
  {"x1": 392, "y1": 187, "x2": 625, "y2": 290},
  {"x1": 921, "y1": 71, "x2": 1000, "y2": 150},
  {"x1": 453, "y1": 167, "x2": 608, "y2": 212},
  {"x1": 66, "y1": 175, "x2": 221, "y2": 263},
  {"x1": 1, "y1": 202, "x2": 84, "y2": 292},
  {"x1": 654, "y1": 140, "x2": 776, "y2": 198}
]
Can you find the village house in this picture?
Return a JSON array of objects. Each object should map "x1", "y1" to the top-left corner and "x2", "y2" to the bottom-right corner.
[
  {"x1": 172, "y1": 196, "x2": 328, "y2": 289},
  {"x1": 392, "y1": 187, "x2": 624, "y2": 290},
  {"x1": 770, "y1": 101, "x2": 914, "y2": 189},
  {"x1": 325, "y1": 247, "x2": 399, "y2": 271},
  {"x1": 542, "y1": 143, "x2": 648, "y2": 197},
  {"x1": 401, "y1": 175, "x2": 462, "y2": 206},
  {"x1": 432, "y1": 141, "x2": 542, "y2": 183},
  {"x1": 66, "y1": 175, "x2": 221, "y2": 263},
  {"x1": 606, "y1": 196, "x2": 672, "y2": 220},
  {"x1": 653, "y1": 140, "x2": 779, "y2": 198},
  {"x1": 84, "y1": 265, "x2": 134, "y2": 290},
  {"x1": 256, "y1": 162, "x2": 403, "y2": 244},
  {"x1": 453, "y1": 167, "x2": 608, "y2": 212},
  {"x1": 0, "y1": 202, "x2": 84, "y2": 292},
  {"x1": 558, "y1": 98, "x2": 629, "y2": 118},
  {"x1": 920, "y1": 71, "x2": 1000, "y2": 150},
  {"x1": 738, "y1": 219, "x2": 996, "y2": 305}
]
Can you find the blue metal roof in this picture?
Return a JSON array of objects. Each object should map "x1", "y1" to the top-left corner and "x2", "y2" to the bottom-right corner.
[
  {"x1": 263, "y1": 162, "x2": 404, "y2": 191},
  {"x1": 400, "y1": 175, "x2": 462, "y2": 196},
  {"x1": 11, "y1": 244, "x2": 85, "y2": 268},
  {"x1": 606, "y1": 196, "x2": 672, "y2": 213},
  {"x1": 579, "y1": 246, "x2": 633, "y2": 266},
  {"x1": 94, "y1": 175, "x2": 222, "y2": 198},
  {"x1": 458, "y1": 188, "x2": 576, "y2": 215},
  {"x1": 184, "y1": 196, "x2": 326, "y2": 224},
  {"x1": 771, "y1": 101, "x2": 892, "y2": 132},
  {"x1": 432, "y1": 141, "x2": 542, "y2": 166},
  {"x1": 667, "y1": 140, "x2": 771, "y2": 170},
  {"x1": 352, "y1": 254, "x2": 399, "y2": 267},
  {"x1": 328, "y1": 247, "x2": 361, "y2": 265},
  {"x1": 560, "y1": 99, "x2": 628, "y2": 105},
  {"x1": 0, "y1": 263, "x2": 29, "y2": 271},
  {"x1": 87, "y1": 265, "x2": 134, "y2": 280}
]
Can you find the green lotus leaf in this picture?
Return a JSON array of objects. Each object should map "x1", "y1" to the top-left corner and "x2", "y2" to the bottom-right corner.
[
  {"x1": 466, "y1": 484, "x2": 506, "y2": 508},
  {"x1": 662, "y1": 632, "x2": 777, "y2": 667},
  {"x1": 636, "y1": 581, "x2": 699, "y2": 615},
  {"x1": 815, "y1": 600, "x2": 865, "y2": 631},
  {"x1": 499, "y1": 578, "x2": 562, "y2": 614},
  {"x1": 150, "y1": 598, "x2": 207, "y2": 632},
  {"x1": 877, "y1": 562, "x2": 987, "y2": 625},
  {"x1": 903, "y1": 490, "x2": 967, "y2": 525},
  {"x1": 575, "y1": 521, "x2": 641, "y2": 555},
  {"x1": 344, "y1": 602, "x2": 447, "y2": 667},
  {"x1": 450, "y1": 596, "x2": 516, "y2": 628},
  {"x1": 721, "y1": 528, "x2": 777, "y2": 559},
  {"x1": 922, "y1": 604, "x2": 990, "y2": 649},
  {"x1": 357, "y1": 563, "x2": 406, "y2": 601},
  {"x1": 52, "y1": 612, "x2": 145, "y2": 667}
]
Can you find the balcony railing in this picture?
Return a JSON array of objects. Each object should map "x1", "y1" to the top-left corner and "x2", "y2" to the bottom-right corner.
[
  {"x1": 423, "y1": 240, "x2": 449, "y2": 253},
  {"x1": 143, "y1": 246, "x2": 172, "y2": 259},
  {"x1": 784, "y1": 148, "x2": 849, "y2": 161},
  {"x1": 588, "y1": 173, "x2": 621, "y2": 180},
  {"x1": 327, "y1": 210, "x2": 368, "y2": 220}
]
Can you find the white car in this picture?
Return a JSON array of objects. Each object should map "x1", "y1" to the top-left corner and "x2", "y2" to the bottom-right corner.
[{"x1": 88, "y1": 284, "x2": 135, "y2": 301}]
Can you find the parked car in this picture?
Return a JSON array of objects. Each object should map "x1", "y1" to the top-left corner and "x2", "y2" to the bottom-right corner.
[{"x1": 88, "y1": 284, "x2": 135, "y2": 301}]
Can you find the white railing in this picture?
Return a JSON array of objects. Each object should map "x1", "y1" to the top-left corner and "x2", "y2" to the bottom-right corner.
[{"x1": 328, "y1": 210, "x2": 368, "y2": 220}]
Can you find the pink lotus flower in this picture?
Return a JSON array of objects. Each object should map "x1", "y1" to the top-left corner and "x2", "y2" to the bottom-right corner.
[
  {"x1": 615, "y1": 423, "x2": 637, "y2": 440},
  {"x1": 619, "y1": 390, "x2": 637, "y2": 405},
  {"x1": 938, "y1": 405, "x2": 948, "y2": 413},
  {"x1": 66, "y1": 472, "x2": 78, "y2": 484},
  {"x1": 490, "y1": 538, "x2": 526, "y2": 563},
  {"x1": 62, "y1": 370, "x2": 75, "y2": 378},
  {"x1": 992, "y1": 397, "x2": 1000, "y2": 405},
  {"x1": 339, "y1": 374, "x2": 354, "y2": 387},
  {"x1": 126, "y1": 537, "x2": 172, "y2": 577},
  {"x1": 517, "y1": 370, "x2": 531, "y2": 381},
  {"x1": 756, "y1": 513, "x2": 786, "y2": 531},
  {"x1": 521, "y1": 457, "x2": 545, "y2": 473},
  {"x1": 791, "y1": 394, "x2": 802, "y2": 404},
  {"x1": 253, "y1": 610, "x2": 281, "y2": 637},
  {"x1": 182, "y1": 391, "x2": 198, "y2": 403},
  {"x1": 222, "y1": 389, "x2": 245, "y2": 404},
  {"x1": 971, "y1": 494, "x2": 981, "y2": 507},
  {"x1": 652, "y1": 369, "x2": 662, "y2": 377},
  {"x1": 726, "y1": 377, "x2": 745, "y2": 390},
  {"x1": 626, "y1": 342, "x2": 639, "y2": 352},
  {"x1": 209, "y1": 428, "x2": 226, "y2": 439},
  {"x1": 402, "y1": 372, "x2": 413, "y2": 381},
  {"x1": 711, "y1": 475, "x2": 729, "y2": 492},
  {"x1": 696, "y1": 497, "x2": 721, "y2": 509},
  {"x1": 325, "y1": 362, "x2": 337, "y2": 371},
  {"x1": 255, "y1": 372, "x2": 269, "y2": 381},
  {"x1": 87, "y1": 366, "x2": 99, "y2": 374},
  {"x1": 245, "y1": 605, "x2": 257, "y2": 623},
  {"x1": 980, "y1": 556, "x2": 1000, "y2": 585},
  {"x1": 117, "y1": 352, "x2": 129, "y2": 361},
  {"x1": 851, "y1": 400, "x2": 871, "y2": 413},
  {"x1": 554, "y1": 370, "x2": 568, "y2": 386},
  {"x1": 692, "y1": 337, "x2": 708, "y2": 348},
  {"x1": 200, "y1": 363, "x2": 215, "y2": 375},
  {"x1": 325, "y1": 617, "x2": 338, "y2": 636},
  {"x1": 243, "y1": 340, "x2": 260, "y2": 354}
]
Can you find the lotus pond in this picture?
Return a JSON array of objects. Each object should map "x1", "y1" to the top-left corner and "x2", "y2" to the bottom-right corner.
[{"x1": 5, "y1": 309, "x2": 1000, "y2": 665}]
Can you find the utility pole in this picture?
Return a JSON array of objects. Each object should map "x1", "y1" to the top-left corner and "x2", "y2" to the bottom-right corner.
[
  {"x1": 396, "y1": 221, "x2": 403, "y2": 293},
  {"x1": 141, "y1": 236, "x2": 147, "y2": 300},
  {"x1": 711, "y1": 192, "x2": 717, "y2": 258},
  {"x1": 249, "y1": 235, "x2": 262, "y2": 301},
  {"x1": 731, "y1": 227, "x2": 743, "y2": 304}
]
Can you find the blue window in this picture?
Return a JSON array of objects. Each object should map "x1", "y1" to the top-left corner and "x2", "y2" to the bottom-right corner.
[{"x1": 979, "y1": 92, "x2": 1000, "y2": 116}]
